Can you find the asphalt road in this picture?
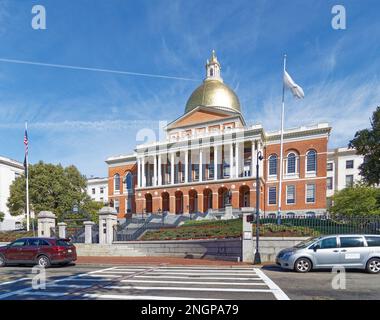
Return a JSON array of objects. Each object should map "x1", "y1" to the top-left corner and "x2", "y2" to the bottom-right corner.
[{"x1": 0, "y1": 263, "x2": 379, "y2": 300}]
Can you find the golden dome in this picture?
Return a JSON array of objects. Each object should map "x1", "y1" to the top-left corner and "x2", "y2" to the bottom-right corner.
[
  {"x1": 185, "y1": 79, "x2": 241, "y2": 114},
  {"x1": 184, "y1": 50, "x2": 241, "y2": 114}
]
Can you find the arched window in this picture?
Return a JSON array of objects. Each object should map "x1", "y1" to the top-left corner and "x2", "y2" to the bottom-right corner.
[
  {"x1": 306, "y1": 150, "x2": 317, "y2": 172},
  {"x1": 269, "y1": 155, "x2": 277, "y2": 176},
  {"x1": 287, "y1": 152, "x2": 297, "y2": 174},
  {"x1": 114, "y1": 173, "x2": 120, "y2": 192},
  {"x1": 210, "y1": 68, "x2": 214, "y2": 76},
  {"x1": 124, "y1": 172, "x2": 133, "y2": 190}
]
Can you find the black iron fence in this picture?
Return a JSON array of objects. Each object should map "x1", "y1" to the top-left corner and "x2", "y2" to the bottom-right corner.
[{"x1": 259, "y1": 215, "x2": 380, "y2": 237}]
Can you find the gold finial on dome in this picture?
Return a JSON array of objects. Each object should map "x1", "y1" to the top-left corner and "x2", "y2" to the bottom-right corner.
[
  {"x1": 184, "y1": 51, "x2": 241, "y2": 114},
  {"x1": 205, "y1": 50, "x2": 221, "y2": 81}
]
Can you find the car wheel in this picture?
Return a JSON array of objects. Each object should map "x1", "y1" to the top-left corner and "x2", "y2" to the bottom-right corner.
[
  {"x1": 366, "y1": 258, "x2": 380, "y2": 274},
  {"x1": 0, "y1": 254, "x2": 6, "y2": 267},
  {"x1": 294, "y1": 258, "x2": 312, "y2": 273},
  {"x1": 37, "y1": 255, "x2": 51, "y2": 268}
]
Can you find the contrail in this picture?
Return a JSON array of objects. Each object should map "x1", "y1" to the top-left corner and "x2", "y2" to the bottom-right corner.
[{"x1": 0, "y1": 58, "x2": 198, "y2": 81}]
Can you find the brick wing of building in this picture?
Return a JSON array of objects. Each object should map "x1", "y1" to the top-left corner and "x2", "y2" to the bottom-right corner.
[{"x1": 106, "y1": 51, "x2": 331, "y2": 219}]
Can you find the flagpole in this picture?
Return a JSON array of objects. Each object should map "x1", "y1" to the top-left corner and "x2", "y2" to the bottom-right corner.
[
  {"x1": 277, "y1": 54, "x2": 287, "y2": 225},
  {"x1": 25, "y1": 121, "x2": 30, "y2": 232}
]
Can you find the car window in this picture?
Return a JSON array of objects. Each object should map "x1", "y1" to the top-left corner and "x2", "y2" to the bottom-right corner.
[
  {"x1": 365, "y1": 236, "x2": 380, "y2": 247},
  {"x1": 340, "y1": 237, "x2": 364, "y2": 248},
  {"x1": 319, "y1": 237, "x2": 338, "y2": 249},
  {"x1": 10, "y1": 239, "x2": 26, "y2": 247},
  {"x1": 27, "y1": 239, "x2": 40, "y2": 246},
  {"x1": 56, "y1": 239, "x2": 71, "y2": 246},
  {"x1": 38, "y1": 240, "x2": 50, "y2": 246}
]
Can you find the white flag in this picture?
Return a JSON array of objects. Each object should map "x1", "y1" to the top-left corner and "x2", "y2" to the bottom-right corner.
[{"x1": 283, "y1": 70, "x2": 305, "y2": 99}]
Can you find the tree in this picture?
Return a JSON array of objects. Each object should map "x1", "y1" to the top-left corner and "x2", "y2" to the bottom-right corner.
[
  {"x1": 349, "y1": 106, "x2": 380, "y2": 185},
  {"x1": 329, "y1": 185, "x2": 380, "y2": 216},
  {"x1": 0, "y1": 212, "x2": 4, "y2": 222},
  {"x1": 7, "y1": 161, "x2": 100, "y2": 221}
]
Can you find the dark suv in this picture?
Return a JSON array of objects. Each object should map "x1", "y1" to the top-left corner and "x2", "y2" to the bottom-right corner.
[{"x1": 0, "y1": 237, "x2": 77, "y2": 268}]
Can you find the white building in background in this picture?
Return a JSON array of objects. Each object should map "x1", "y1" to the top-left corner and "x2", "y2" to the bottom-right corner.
[
  {"x1": 326, "y1": 147, "x2": 364, "y2": 200},
  {"x1": 86, "y1": 177, "x2": 108, "y2": 204},
  {"x1": 0, "y1": 156, "x2": 24, "y2": 231}
]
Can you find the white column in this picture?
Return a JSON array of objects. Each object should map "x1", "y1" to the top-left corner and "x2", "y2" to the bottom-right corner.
[
  {"x1": 171, "y1": 152, "x2": 175, "y2": 185},
  {"x1": 214, "y1": 145, "x2": 218, "y2": 181},
  {"x1": 251, "y1": 141, "x2": 256, "y2": 177},
  {"x1": 199, "y1": 148, "x2": 203, "y2": 181},
  {"x1": 235, "y1": 142, "x2": 239, "y2": 178},
  {"x1": 158, "y1": 154, "x2": 162, "y2": 186},
  {"x1": 137, "y1": 157, "x2": 141, "y2": 188},
  {"x1": 153, "y1": 154, "x2": 157, "y2": 187},
  {"x1": 142, "y1": 156, "x2": 146, "y2": 187},
  {"x1": 185, "y1": 149, "x2": 189, "y2": 183},
  {"x1": 230, "y1": 143, "x2": 234, "y2": 178}
]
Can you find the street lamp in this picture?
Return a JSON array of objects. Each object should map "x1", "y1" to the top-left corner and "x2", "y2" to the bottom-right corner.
[{"x1": 254, "y1": 150, "x2": 264, "y2": 265}]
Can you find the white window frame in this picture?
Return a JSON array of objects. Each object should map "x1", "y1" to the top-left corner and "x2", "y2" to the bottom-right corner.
[
  {"x1": 268, "y1": 155, "x2": 278, "y2": 180},
  {"x1": 305, "y1": 184, "x2": 316, "y2": 204},
  {"x1": 327, "y1": 177, "x2": 333, "y2": 190},
  {"x1": 268, "y1": 186, "x2": 277, "y2": 205},
  {"x1": 285, "y1": 152, "x2": 299, "y2": 179},
  {"x1": 286, "y1": 185, "x2": 296, "y2": 205},
  {"x1": 114, "y1": 174, "x2": 120, "y2": 194},
  {"x1": 305, "y1": 150, "x2": 317, "y2": 177}
]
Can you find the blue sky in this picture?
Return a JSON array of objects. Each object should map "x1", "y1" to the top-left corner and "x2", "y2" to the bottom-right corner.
[{"x1": 0, "y1": 0, "x2": 379, "y2": 177}]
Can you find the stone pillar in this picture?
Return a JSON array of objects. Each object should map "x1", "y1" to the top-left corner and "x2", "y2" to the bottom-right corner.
[
  {"x1": 98, "y1": 207, "x2": 118, "y2": 244},
  {"x1": 230, "y1": 143, "x2": 234, "y2": 178},
  {"x1": 235, "y1": 142, "x2": 240, "y2": 178},
  {"x1": 212, "y1": 192, "x2": 218, "y2": 209},
  {"x1": 241, "y1": 208, "x2": 254, "y2": 263},
  {"x1": 137, "y1": 157, "x2": 141, "y2": 188},
  {"x1": 199, "y1": 148, "x2": 203, "y2": 182},
  {"x1": 37, "y1": 211, "x2": 56, "y2": 237},
  {"x1": 185, "y1": 150, "x2": 189, "y2": 183},
  {"x1": 197, "y1": 193, "x2": 204, "y2": 213},
  {"x1": 84, "y1": 221, "x2": 95, "y2": 244},
  {"x1": 142, "y1": 157, "x2": 146, "y2": 187},
  {"x1": 214, "y1": 145, "x2": 218, "y2": 180},
  {"x1": 158, "y1": 154, "x2": 162, "y2": 186},
  {"x1": 153, "y1": 154, "x2": 157, "y2": 187},
  {"x1": 171, "y1": 153, "x2": 175, "y2": 185},
  {"x1": 183, "y1": 194, "x2": 189, "y2": 214},
  {"x1": 170, "y1": 195, "x2": 176, "y2": 214},
  {"x1": 57, "y1": 222, "x2": 67, "y2": 239}
]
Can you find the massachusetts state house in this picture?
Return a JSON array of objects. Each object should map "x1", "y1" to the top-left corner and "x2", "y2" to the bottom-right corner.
[{"x1": 106, "y1": 51, "x2": 331, "y2": 219}]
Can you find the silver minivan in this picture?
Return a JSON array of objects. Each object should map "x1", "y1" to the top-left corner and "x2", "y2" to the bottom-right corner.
[{"x1": 276, "y1": 235, "x2": 380, "y2": 273}]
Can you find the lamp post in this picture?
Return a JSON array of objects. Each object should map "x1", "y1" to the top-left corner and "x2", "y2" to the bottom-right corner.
[{"x1": 254, "y1": 150, "x2": 264, "y2": 265}]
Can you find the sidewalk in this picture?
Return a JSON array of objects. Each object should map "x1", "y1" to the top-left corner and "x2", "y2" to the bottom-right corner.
[{"x1": 76, "y1": 256, "x2": 261, "y2": 266}]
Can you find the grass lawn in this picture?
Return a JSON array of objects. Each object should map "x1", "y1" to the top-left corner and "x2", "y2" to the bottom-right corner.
[{"x1": 140, "y1": 218, "x2": 320, "y2": 240}]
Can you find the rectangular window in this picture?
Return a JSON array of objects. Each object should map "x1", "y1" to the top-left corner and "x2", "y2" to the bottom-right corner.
[
  {"x1": 327, "y1": 162, "x2": 333, "y2": 171},
  {"x1": 208, "y1": 164, "x2": 214, "y2": 179},
  {"x1": 268, "y1": 187, "x2": 277, "y2": 205},
  {"x1": 346, "y1": 160, "x2": 354, "y2": 169},
  {"x1": 340, "y1": 236, "x2": 364, "y2": 248},
  {"x1": 92, "y1": 188, "x2": 96, "y2": 194},
  {"x1": 365, "y1": 236, "x2": 380, "y2": 247},
  {"x1": 327, "y1": 177, "x2": 333, "y2": 190},
  {"x1": 100, "y1": 187, "x2": 104, "y2": 194},
  {"x1": 286, "y1": 185, "x2": 295, "y2": 204},
  {"x1": 306, "y1": 184, "x2": 315, "y2": 203},
  {"x1": 345, "y1": 175, "x2": 354, "y2": 188}
]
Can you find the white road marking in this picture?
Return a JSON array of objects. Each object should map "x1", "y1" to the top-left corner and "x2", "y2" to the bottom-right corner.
[
  {"x1": 0, "y1": 277, "x2": 30, "y2": 286},
  {"x1": 47, "y1": 284, "x2": 92, "y2": 289},
  {"x1": 121, "y1": 279, "x2": 267, "y2": 286},
  {"x1": 148, "y1": 272, "x2": 258, "y2": 276},
  {"x1": 154, "y1": 269, "x2": 257, "y2": 274},
  {"x1": 105, "y1": 285, "x2": 274, "y2": 293},
  {"x1": 134, "y1": 275, "x2": 261, "y2": 281},
  {"x1": 254, "y1": 268, "x2": 290, "y2": 301},
  {"x1": 92, "y1": 271, "x2": 137, "y2": 274},
  {"x1": 79, "y1": 274, "x2": 122, "y2": 278}
]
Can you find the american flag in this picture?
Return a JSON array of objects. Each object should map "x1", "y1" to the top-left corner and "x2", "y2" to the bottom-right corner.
[{"x1": 23, "y1": 125, "x2": 28, "y2": 177}]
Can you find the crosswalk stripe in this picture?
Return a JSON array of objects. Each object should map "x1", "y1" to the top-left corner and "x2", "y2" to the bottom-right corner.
[
  {"x1": 105, "y1": 285, "x2": 274, "y2": 293},
  {"x1": 148, "y1": 272, "x2": 258, "y2": 276},
  {"x1": 134, "y1": 275, "x2": 262, "y2": 281},
  {"x1": 121, "y1": 279, "x2": 266, "y2": 286},
  {"x1": 0, "y1": 277, "x2": 30, "y2": 286},
  {"x1": 254, "y1": 268, "x2": 290, "y2": 300}
]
